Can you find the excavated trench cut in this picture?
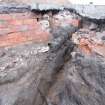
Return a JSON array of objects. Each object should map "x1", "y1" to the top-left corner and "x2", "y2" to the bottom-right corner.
[{"x1": 0, "y1": 2, "x2": 105, "y2": 105}]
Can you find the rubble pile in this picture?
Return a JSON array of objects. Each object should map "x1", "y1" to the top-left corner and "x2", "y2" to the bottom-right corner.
[{"x1": 72, "y1": 22, "x2": 105, "y2": 57}]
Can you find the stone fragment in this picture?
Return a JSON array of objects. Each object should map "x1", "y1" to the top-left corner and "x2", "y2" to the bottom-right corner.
[{"x1": 72, "y1": 28, "x2": 105, "y2": 57}]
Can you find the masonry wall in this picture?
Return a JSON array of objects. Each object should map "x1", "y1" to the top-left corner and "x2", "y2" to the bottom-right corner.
[{"x1": 0, "y1": 12, "x2": 49, "y2": 47}]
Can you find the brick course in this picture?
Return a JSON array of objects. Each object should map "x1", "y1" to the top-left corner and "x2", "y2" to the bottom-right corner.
[{"x1": 0, "y1": 12, "x2": 49, "y2": 47}]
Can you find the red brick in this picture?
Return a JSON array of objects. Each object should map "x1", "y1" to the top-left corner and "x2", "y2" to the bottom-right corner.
[
  {"x1": 0, "y1": 14, "x2": 12, "y2": 20},
  {"x1": 0, "y1": 26, "x2": 23, "y2": 35},
  {"x1": 0, "y1": 28, "x2": 11, "y2": 35},
  {"x1": 0, "y1": 22, "x2": 41, "y2": 35},
  {"x1": 22, "y1": 29, "x2": 49, "y2": 42},
  {"x1": 0, "y1": 13, "x2": 36, "y2": 20},
  {"x1": 0, "y1": 29, "x2": 49, "y2": 47},
  {"x1": 8, "y1": 19, "x2": 23, "y2": 26},
  {"x1": 0, "y1": 20, "x2": 8, "y2": 28},
  {"x1": 0, "y1": 13, "x2": 49, "y2": 47},
  {"x1": 11, "y1": 25, "x2": 31, "y2": 33},
  {"x1": 7, "y1": 18, "x2": 38, "y2": 26},
  {"x1": 10, "y1": 12, "x2": 35, "y2": 19},
  {"x1": 23, "y1": 18, "x2": 37, "y2": 25}
]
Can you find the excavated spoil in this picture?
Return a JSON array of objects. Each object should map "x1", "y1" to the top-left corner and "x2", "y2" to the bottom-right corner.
[{"x1": 1, "y1": 2, "x2": 105, "y2": 105}]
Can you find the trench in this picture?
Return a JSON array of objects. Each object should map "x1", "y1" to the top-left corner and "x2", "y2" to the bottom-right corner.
[{"x1": 0, "y1": 3, "x2": 105, "y2": 105}]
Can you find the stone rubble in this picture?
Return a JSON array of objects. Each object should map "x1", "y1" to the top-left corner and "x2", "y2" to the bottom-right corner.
[{"x1": 72, "y1": 27, "x2": 105, "y2": 57}]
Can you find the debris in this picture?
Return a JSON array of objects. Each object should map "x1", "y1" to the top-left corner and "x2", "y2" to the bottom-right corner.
[
  {"x1": 37, "y1": 46, "x2": 49, "y2": 53},
  {"x1": 53, "y1": 10, "x2": 81, "y2": 27},
  {"x1": 72, "y1": 28, "x2": 105, "y2": 57}
]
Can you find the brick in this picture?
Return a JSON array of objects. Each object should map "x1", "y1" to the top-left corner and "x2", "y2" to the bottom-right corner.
[
  {"x1": 0, "y1": 32, "x2": 26, "y2": 46},
  {"x1": 23, "y1": 18, "x2": 37, "y2": 25},
  {"x1": 8, "y1": 19, "x2": 23, "y2": 26},
  {"x1": 7, "y1": 18, "x2": 38, "y2": 26},
  {"x1": 0, "y1": 24, "x2": 39, "y2": 35},
  {"x1": 0, "y1": 20, "x2": 8, "y2": 28},
  {"x1": 0, "y1": 14, "x2": 12, "y2": 20},
  {"x1": 0, "y1": 12, "x2": 49, "y2": 47},
  {"x1": 0, "y1": 26, "x2": 24, "y2": 35},
  {"x1": 10, "y1": 12, "x2": 35, "y2": 19},
  {"x1": 0, "y1": 13, "x2": 36, "y2": 20},
  {"x1": 22, "y1": 30, "x2": 49, "y2": 42},
  {"x1": 0, "y1": 28, "x2": 11, "y2": 35},
  {"x1": 12, "y1": 25, "x2": 28, "y2": 32},
  {"x1": 0, "y1": 29, "x2": 49, "y2": 47}
]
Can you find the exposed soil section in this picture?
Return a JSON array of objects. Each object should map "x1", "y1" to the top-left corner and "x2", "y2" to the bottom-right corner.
[{"x1": 0, "y1": 2, "x2": 105, "y2": 105}]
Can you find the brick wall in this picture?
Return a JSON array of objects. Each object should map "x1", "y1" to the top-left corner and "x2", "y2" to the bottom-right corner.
[{"x1": 0, "y1": 12, "x2": 49, "y2": 47}]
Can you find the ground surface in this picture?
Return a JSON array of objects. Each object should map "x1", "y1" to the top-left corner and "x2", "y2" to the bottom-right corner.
[{"x1": 0, "y1": 42, "x2": 49, "y2": 105}]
